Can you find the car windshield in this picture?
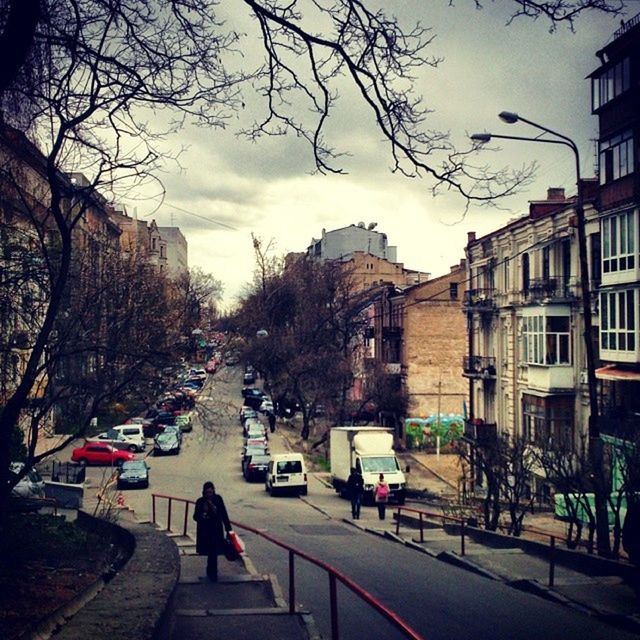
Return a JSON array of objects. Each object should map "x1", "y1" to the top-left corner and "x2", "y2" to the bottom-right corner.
[
  {"x1": 360, "y1": 456, "x2": 399, "y2": 473},
  {"x1": 157, "y1": 434, "x2": 175, "y2": 443},
  {"x1": 122, "y1": 461, "x2": 146, "y2": 471}
]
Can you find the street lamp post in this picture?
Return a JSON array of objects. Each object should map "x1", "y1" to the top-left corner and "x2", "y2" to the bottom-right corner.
[{"x1": 471, "y1": 112, "x2": 611, "y2": 556}]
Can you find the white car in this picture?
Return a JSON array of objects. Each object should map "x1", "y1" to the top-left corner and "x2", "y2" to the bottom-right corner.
[
  {"x1": 259, "y1": 399, "x2": 274, "y2": 414},
  {"x1": 265, "y1": 453, "x2": 308, "y2": 496},
  {"x1": 10, "y1": 462, "x2": 45, "y2": 499}
]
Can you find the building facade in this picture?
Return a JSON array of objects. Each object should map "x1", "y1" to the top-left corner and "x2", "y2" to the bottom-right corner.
[
  {"x1": 590, "y1": 15, "x2": 640, "y2": 444},
  {"x1": 464, "y1": 186, "x2": 599, "y2": 470},
  {"x1": 308, "y1": 222, "x2": 398, "y2": 262},
  {"x1": 158, "y1": 226, "x2": 188, "y2": 279}
]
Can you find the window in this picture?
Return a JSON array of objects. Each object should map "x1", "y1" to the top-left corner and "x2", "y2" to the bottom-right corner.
[
  {"x1": 449, "y1": 282, "x2": 458, "y2": 300},
  {"x1": 522, "y1": 253, "x2": 530, "y2": 296},
  {"x1": 522, "y1": 315, "x2": 571, "y2": 365},
  {"x1": 600, "y1": 288, "x2": 636, "y2": 352},
  {"x1": 592, "y1": 57, "x2": 631, "y2": 110},
  {"x1": 599, "y1": 130, "x2": 635, "y2": 184},
  {"x1": 522, "y1": 394, "x2": 574, "y2": 447},
  {"x1": 503, "y1": 256, "x2": 510, "y2": 292},
  {"x1": 602, "y1": 210, "x2": 636, "y2": 273},
  {"x1": 542, "y1": 246, "x2": 550, "y2": 281},
  {"x1": 591, "y1": 232, "x2": 601, "y2": 286}
]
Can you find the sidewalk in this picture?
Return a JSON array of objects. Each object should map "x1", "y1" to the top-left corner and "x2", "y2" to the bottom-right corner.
[{"x1": 159, "y1": 530, "x2": 318, "y2": 640}]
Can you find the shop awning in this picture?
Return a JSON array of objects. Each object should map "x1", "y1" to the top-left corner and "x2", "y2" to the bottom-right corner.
[{"x1": 595, "y1": 365, "x2": 640, "y2": 382}]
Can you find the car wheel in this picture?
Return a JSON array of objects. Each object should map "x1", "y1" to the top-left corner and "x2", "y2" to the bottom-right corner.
[
  {"x1": 128, "y1": 445, "x2": 137, "y2": 452},
  {"x1": 78, "y1": 458, "x2": 88, "y2": 465}
]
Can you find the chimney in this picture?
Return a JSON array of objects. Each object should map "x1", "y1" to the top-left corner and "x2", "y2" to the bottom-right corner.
[
  {"x1": 467, "y1": 231, "x2": 476, "y2": 244},
  {"x1": 547, "y1": 187, "x2": 565, "y2": 201}
]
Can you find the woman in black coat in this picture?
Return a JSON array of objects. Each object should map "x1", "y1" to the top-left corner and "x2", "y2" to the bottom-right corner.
[{"x1": 193, "y1": 481, "x2": 232, "y2": 581}]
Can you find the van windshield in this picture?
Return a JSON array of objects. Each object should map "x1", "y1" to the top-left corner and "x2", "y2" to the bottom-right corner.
[{"x1": 360, "y1": 456, "x2": 398, "y2": 473}]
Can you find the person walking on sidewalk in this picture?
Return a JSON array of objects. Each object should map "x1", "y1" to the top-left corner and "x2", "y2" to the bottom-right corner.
[
  {"x1": 193, "y1": 481, "x2": 232, "y2": 581},
  {"x1": 374, "y1": 473, "x2": 390, "y2": 520},
  {"x1": 347, "y1": 467, "x2": 364, "y2": 519}
]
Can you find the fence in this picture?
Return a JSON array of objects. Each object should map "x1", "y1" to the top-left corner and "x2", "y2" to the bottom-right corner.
[{"x1": 152, "y1": 493, "x2": 424, "y2": 640}]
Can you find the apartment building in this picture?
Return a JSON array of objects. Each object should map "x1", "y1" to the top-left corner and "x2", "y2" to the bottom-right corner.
[
  {"x1": 464, "y1": 186, "x2": 599, "y2": 465},
  {"x1": 158, "y1": 226, "x2": 188, "y2": 279},
  {"x1": 590, "y1": 15, "x2": 640, "y2": 443}
]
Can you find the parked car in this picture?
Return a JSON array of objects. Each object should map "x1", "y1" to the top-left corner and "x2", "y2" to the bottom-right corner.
[
  {"x1": 117, "y1": 460, "x2": 150, "y2": 489},
  {"x1": 125, "y1": 416, "x2": 158, "y2": 438},
  {"x1": 110, "y1": 424, "x2": 146, "y2": 452},
  {"x1": 174, "y1": 413, "x2": 192, "y2": 432},
  {"x1": 154, "y1": 432, "x2": 181, "y2": 456},
  {"x1": 242, "y1": 388, "x2": 266, "y2": 409},
  {"x1": 86, "y1": 429, "x2": 136, "y2": 452},
  {"x1": 10, "y1": 462, "x2": 45, "y2": 499},
  {"x1": 163, "y1": 424, "x2": 183, "y2": 444},
  {"x1": 240, "y1": 406, "x2": 258, "y2": 424},
  {"x1": 243, "y1": 371, "x2": 256, "y2": 385},
  {"x1": 71, "y1": 443, "x2": 135, "y2": 466},
  {"x1": 241, "y1": 444, "x2": 269, "y2": 472},
  {"x1": 243, "y1": 454, "x2": 270, "y2": 482},
  {"x1": 259, "y1": 399, "x2": 274, "y2": 414},
  {"x1": 265, "y1": 453, "x2": 307, "y2": 496},
  {"x1": 205, "y1": 361, "x2": 217, "y2": 374},
  {"x1": 244, "y1": 421, "x2": 267, "y2": 439},
  {"x1": 189, "y1": 368, "x2": 207, "y2": 380}
]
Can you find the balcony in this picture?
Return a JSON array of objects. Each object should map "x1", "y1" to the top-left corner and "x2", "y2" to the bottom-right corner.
[
  {"x1": 463, "y1": 288, "x2": 495, "y2": 312},
  {"x1": 600, "y1": 409, "x2": 640, "y2": 441},
  {"x1": 463, "y1": 419, "x2": 498, "y2": 444},
  {"x1": 526, "y1": 278, "x2": 577, "y2": 303},
  {"x1": 462, "y1": 356, "x2": 497, "y2": 379}
]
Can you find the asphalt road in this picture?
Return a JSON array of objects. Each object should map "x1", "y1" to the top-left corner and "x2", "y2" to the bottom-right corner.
[{"x1": 77, "y1": 367, "x2": 636, "y2": 640}]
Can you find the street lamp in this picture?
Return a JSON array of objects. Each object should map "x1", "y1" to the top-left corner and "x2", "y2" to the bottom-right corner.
[{"x1": 471, "y1": 112, "x2": 611, "y2": 556}]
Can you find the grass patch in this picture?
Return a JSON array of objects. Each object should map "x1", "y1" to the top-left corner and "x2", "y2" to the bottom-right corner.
[
  {"x1": 309, "y1": 455, "x2": 330, "y2": 472},
  {"x1": 0, "y1": 512, "x2": 111, "y2": 572}
]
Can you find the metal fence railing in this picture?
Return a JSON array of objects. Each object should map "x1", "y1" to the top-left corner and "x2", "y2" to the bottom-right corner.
[{"x1": 152, "y1": 493, "x2": 424, "y2": 640}]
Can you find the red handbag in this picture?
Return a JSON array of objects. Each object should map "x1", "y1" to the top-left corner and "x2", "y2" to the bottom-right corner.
[{"x1": 228, "y1": 530, "x2": 245, "y2": 554}]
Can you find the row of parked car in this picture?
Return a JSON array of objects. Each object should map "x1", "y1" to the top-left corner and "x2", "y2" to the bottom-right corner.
[
  {"x1": 68, "y1": 366, "x2": 209, "y2": 489},
  {"x1": 239, "y1": 381, "x2": 308, "y2": 496}
]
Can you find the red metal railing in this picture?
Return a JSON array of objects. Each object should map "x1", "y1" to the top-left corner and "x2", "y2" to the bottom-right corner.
[
  {"x1": 394, "y1": 506, "x2": 467, "y2": 556},
  {"x1": 152, "y1": 493, "x2": 423, "y2": 640}
]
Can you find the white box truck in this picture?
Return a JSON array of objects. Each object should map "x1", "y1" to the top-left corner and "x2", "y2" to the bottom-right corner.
[{"x1": 330, "y1": 426, "x2": 406, "y2": 504}]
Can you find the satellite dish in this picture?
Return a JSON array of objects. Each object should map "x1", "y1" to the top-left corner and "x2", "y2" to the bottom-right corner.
[
  {"x1": 367, "y1": 222, "x2": 377, "y2": 230},
  {"x1": 357, "y1": 221, "x2": 365, "y2": 228}
]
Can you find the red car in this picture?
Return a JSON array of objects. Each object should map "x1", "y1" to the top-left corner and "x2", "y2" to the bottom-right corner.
[{"x1": 71, "y1": 442, "x2": 136, "y2": 466}]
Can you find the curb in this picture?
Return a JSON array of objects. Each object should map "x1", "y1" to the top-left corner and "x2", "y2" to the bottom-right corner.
[{"x1": 435, "y1": 550, "x2": 503, "y2": 581}]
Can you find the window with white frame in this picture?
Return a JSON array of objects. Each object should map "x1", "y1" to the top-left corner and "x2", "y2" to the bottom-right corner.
[
  {"x1": 599, "y1": 129, "x2": 635, "y2": 184},
  {"x1": 592, "y1": 57, "x2": 631, "y2": 110},
  {"x1": 602, "y1": 210, "x2": 635, "y2": 273},
  {"x1": 522, "y1": 315, "x2": 571, "y2": 365},
  {"x1": 600, "y1": 288, "x2": 636, "y2": 352}
]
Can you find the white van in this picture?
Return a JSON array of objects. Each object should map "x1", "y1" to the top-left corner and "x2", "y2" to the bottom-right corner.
[
  {"x1": 111, "y1": 424, "x2": 146, "y2": 452},
  {"x1": 265, "y1": 453, "x2": 307, "y2": 496}
]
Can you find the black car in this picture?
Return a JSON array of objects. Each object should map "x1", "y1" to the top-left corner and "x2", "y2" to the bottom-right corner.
[
  {"x1": 243, "y1": 454, "x2": 270, "y2": 482},
  {"x1": 243, "y1": 372, "x2": 256, "y2": 385},
  {"x1": 117, "y1": 460, "x2": 150, "y2": 489},
  {"x1": 242, "y1": 388, "x2": 266, "y2": 409},
  {"x1": 154, "y1": 432, "x2": 181, "y2": 456},
  {"x1": 241, "y1": 445, "x2": 269, "y2": 473}
]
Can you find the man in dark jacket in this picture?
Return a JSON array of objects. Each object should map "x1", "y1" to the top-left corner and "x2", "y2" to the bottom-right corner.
[
  {"x1": 193, "y1": 481, "x2": 232, "y2": 580},
  {"x1": 347, "y1": 467, "x2": 364, "y2": 519}
]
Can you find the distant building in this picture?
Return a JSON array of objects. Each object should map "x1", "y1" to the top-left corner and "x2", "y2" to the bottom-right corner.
[
  {"x1": 308, "y1": 222, "x2": 397, "y2": 262},
  {"x1": 158, "y1": 226, "x2": 188, "y2": 279},
  {"x1": 307, "y1": 223, "x2": 429, "y2": 290}
]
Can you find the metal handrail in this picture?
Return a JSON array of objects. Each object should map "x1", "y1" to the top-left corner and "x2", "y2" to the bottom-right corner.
[
  {"x1": 394, "y1": 506, "x2": 467, "y2": 556},
  {"x1": 152, "y1": 493, "x2": 424, "y2": 640}
]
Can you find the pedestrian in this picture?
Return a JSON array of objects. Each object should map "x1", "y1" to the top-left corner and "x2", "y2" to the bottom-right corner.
[
  {"x1": 268, "y1": 411, "x2": 276, "y2": 433},
  {"x1": 193, "y1": 481, "x2": 232, "y2": 581},
  {"x1": 374, "y1": 473, "x2": 390, "y2": 520},
  {"x1": 347, "y1": 467, "x2": 364, "y2": 519}
]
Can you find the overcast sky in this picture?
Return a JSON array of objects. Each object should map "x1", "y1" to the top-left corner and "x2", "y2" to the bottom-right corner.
[{"x1": 124, "y1": 2, "x2": 629, "y2": 309}]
